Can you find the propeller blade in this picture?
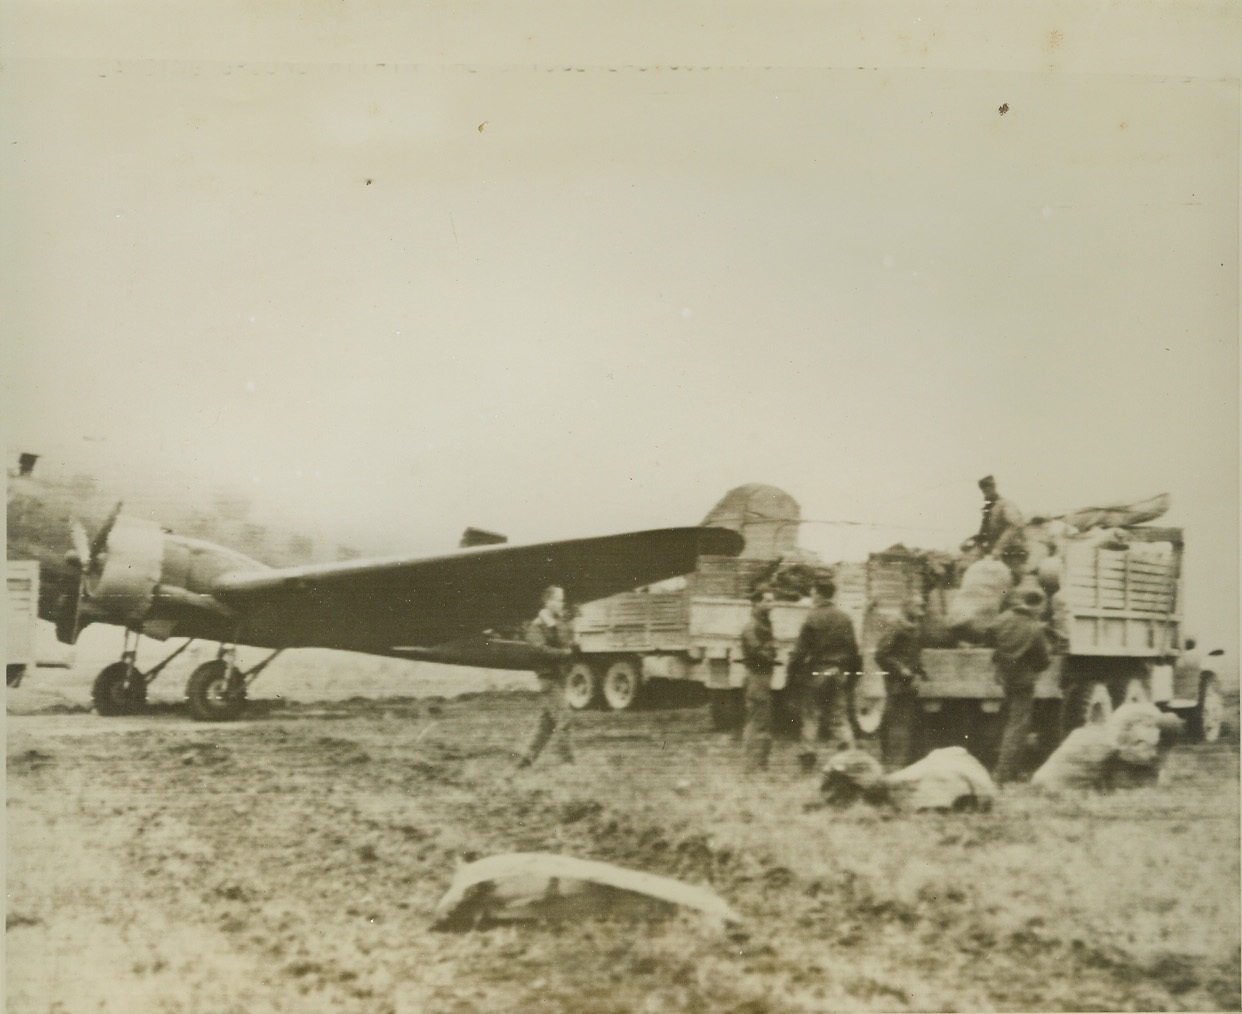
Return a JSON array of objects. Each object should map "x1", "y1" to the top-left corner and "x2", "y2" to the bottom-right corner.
[{"x1": 91, "y1": 501, "x2": 124, "y2": 561}]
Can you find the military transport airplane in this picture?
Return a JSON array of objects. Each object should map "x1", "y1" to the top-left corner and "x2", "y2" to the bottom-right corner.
[{"x1": 6, "y1": 459, "x2": 743, "y2": 721}]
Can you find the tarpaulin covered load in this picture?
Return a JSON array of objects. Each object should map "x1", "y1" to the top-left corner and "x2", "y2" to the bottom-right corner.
[{"x1": 1053, "y1": 493, "x2": 1171, "y2": 532}]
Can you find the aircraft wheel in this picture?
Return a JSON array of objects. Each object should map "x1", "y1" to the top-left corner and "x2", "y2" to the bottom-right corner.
[
  {"x1": 1189, "y1": 675, "x2": 1224, "y2": 743},
  {"x1": 186, "y1": 660, "x2": 245, "y2": 722},
  {"x1": 92, "y1": 662, "x2": 147, "y2": 716},
  {"x1": 602, "y1": 657, "x2": 642, "y2": 711},
  {"x1": 563, "y1": 660, "x2": 601, "y2": 710},
  {"x1": 7, "y1": 664, "x2": 27, "y2": 688}
]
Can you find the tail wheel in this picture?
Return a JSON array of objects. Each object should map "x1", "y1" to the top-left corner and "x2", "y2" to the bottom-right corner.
[
  {"x1": 1193, "y1": 675, "x2": 1224, "y2": 743},
  {"x1": 601, "y1": 657, "x2": 642, "y2": 711},
  {"x1": 563, "y1": 660, "x2": 601, "y2": 710},
  {"x1": 186, "y1": 660, "x2": 245, "y2": 722},
  {"x1": 92, "y1": 662, "x2": 147, "y2": 716},
  {"x1": 1071, "y1": 679, "x2": 1114, "y2": 728}
]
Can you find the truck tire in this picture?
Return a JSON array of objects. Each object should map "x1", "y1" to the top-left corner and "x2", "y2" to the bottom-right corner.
[
  {"x1": 709, "y1": 688, "x2": 744, "y2": 731},
  {"x1": 1188, "y1": 675, "x2": 1224, "y2": 743},
  {"x1": 564, "y1": 660, "x2": 601, "y2": 711},
  {"x1": 1117, "y1": 676, "x2": 1151, "y2": 707},
  {"x1": 601, "y1": 657, "x2": 642, "y2": 711},
  {"x1": 1068, "y1": 679, "x2": 1113, "y2": 729}
]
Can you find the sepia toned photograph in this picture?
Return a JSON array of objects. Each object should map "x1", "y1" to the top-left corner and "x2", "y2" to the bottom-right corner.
[{"x1": 4, "y1": 4, "x2": 1239, "y2": 1012}]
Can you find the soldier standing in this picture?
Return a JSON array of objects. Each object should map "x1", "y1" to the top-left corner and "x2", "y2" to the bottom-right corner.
[
  {"x1": 977, "y1": 475, "x2": 1028, "y2": 579},
  {"x1": 875, "y1": 598, "x2": 927, "y2": 770},
  {"x1": 515, "y1": 585, "x2": 576, "y2": 769},
  {"x1": 740, "y1": 585, "x2": 778, "y2": 772},
  {"x1": 991, "y1": 589, "x2": 1052, "y2": 784},
  {"x1": 787, "y1": 577, "x2": 863, "y2": 774}
]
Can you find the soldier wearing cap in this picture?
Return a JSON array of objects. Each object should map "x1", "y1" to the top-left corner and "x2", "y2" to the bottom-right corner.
[
  {"x1": 740, "y1": 584, "x2": 778, "y2": 772},
  {"x1": 990, "y1": 588, "x2": 1051, "y2": 784},
  {"x1": 875, "y1": 598, "x2": 927, "y2": 770},
  {"x1": 787, "y1": 576, "x2": 863, "y2": 774},
  {"x1": 977, "y1": 475, "x2": 1028, "y2": 579}
]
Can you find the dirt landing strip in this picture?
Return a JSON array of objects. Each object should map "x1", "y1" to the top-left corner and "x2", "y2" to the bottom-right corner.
[{"x1": 8, "y1": 690, "x2": 1240, "y2": 1013}]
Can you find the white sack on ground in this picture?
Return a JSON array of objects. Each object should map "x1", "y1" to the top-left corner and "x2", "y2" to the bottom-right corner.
[
  {"x1": 820, "y1": 747, "x2": 996, "y2": 812},
  {"x1": 884, "y1": 747, "x2": 997, "y2": 812},
  {"x1": 1030, "y1": 725, "x2": 1119, "y2": 791},
  {"x1": 1031, "y1": 702, "x2": 1182, "y2": 792},
  {"x1": 820, "y1": 749, "x2": 887, "y2": 805},
  {"x1": 432, "y1": 852, "x2": 742, "y2": 930}
]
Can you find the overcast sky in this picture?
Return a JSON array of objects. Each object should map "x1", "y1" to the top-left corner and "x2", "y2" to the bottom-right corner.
[{"x1": 3, "y1": 3, "x2": 1238, "y2": 644}]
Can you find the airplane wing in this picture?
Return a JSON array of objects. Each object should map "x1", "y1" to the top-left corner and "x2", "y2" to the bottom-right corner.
[{"x1": 210, "y1": 526, "x2": 743, "y2": 662}]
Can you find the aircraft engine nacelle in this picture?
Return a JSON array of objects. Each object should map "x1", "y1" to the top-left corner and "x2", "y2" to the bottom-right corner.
[
  {"x1": 66, "y1": 517, "x2": 257, "y2": 643},
  {"x1": 81, "y1": 515, "x2": 164, "y2": 628}
]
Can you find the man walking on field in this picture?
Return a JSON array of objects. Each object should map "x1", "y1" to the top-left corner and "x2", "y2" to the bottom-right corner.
[{"x1": 515, "y1": 585, "x2": 577, "y2": 769}]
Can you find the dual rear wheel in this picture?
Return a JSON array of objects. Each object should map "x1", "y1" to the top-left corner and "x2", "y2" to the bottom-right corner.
[
  {"x1": 563, "y1": 656, "x2": 643, "y2": 712},
  {"x1": 1066, "y1": 673, "x2": 1152, "y2": 731}
]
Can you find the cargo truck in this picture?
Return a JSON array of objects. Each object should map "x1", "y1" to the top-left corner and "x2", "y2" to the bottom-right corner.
[
  {"x1": 571, "y1": 525, "x2": 1220, "y2": 759},
  {"x1": 570, "y1": 553, "x2": 903, "y2": 735}
]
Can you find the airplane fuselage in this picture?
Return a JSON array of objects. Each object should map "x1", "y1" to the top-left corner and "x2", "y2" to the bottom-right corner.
[{"x1": 7, "y1": 471, "x2": 270, "y2": 645}]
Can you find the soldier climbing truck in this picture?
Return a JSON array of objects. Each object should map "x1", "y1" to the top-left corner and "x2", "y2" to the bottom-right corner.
[{"x1": 568, "y1": 525, "x2": 1222, "y2": 760}]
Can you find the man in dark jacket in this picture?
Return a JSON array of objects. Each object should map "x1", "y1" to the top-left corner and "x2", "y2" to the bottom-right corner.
[
  {"x1": 875, "y1": 598, "x2": 926, "y2": 770},
  {"x1": 787, "y1": 577, "x2": 863, "y2": 773},
  {"x1": 740, "y1": 585, "x2": 778, "y2": 772},
  {"x1": 990, "y1": 589, "x2": 1052, "y2": 784},
  {"x1": 515, "y1": 585, "x2": 576, "y2": 769}
]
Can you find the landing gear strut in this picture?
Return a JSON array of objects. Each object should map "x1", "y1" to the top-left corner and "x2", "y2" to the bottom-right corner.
[
  {"x1": 185, "y1": 645, "x2": 283, "y2": 722},
  {"x1": 92, "y1": 631, "x2": 196, "y2": 716}
]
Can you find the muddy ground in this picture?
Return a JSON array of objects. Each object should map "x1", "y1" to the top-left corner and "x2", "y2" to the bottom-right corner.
[{"x1": 7, "y1": 666, "x2": 1241, "y2": 1013}]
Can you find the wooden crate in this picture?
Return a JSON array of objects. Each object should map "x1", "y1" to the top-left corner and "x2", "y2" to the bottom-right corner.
[
  {"x1": 689, "y1": 556, "x2": 773, "y2": 599},
  {"x1": 1061, "y1": 539, "x2": 1181, "y2": 656}
]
